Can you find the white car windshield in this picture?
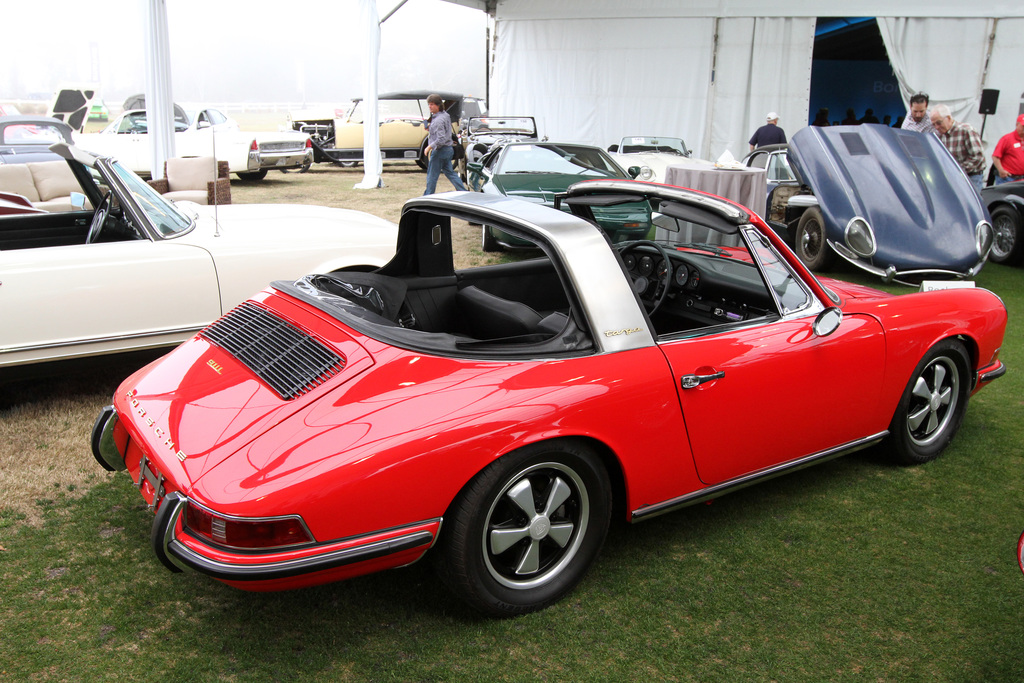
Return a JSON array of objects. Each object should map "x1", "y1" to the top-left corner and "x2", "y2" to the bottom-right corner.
[
  {"x1": 109, "y1": 161, "x2": 193, "y2": 237},
  {"x1": 618, "y1": 137, "x2": 688, "y2": 155}
]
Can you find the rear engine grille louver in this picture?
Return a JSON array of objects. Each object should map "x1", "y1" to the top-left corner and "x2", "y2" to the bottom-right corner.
[{"x1": 200, "y1": 302, "x2": 345, "y2": 400}]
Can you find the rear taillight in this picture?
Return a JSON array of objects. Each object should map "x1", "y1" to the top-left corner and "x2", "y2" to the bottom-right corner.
[
  {"x1": 185, "y1": 501, "x2": 314, "y2": 550},
  {"x1": 249, "y1": 140, "x2": 259, "y2": 152},
  {"x1": 305, "y1": 138, "x2": 312, "y2": 149}
]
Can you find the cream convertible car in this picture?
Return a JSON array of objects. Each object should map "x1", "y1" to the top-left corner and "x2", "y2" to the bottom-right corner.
[{"x1": 0, "y1": 144, "x2": 397, "y2": 369}]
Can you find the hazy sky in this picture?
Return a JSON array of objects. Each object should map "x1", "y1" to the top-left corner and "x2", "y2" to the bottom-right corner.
[{"x1": 2, "y1": 0, "x2": 488, "y2": 107}]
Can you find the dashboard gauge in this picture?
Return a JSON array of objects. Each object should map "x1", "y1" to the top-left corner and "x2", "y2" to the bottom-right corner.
[
  {"x1": 674, "y1": 263, "x2": 688, "y2": 287},
  {"x1": 688, "y1": 270, "x2": 700, "y2": 290},
  {"x1": 656, "y1": 259, "x2": 670, "y2": 282},
  {"x1": 622, "y1": 253, "x2": 636, "y2": 270},
  {"x1": 638, "y1": 255, "x2": 654, "y2": 276}
]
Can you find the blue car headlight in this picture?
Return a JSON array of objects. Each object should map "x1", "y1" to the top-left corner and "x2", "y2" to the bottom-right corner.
[
  {"x1": 976, "y1": 220, "x2": 993, "y2": 258},
  {"x1": 845, "y1": 217, "x2": 876, "y2": 258}
]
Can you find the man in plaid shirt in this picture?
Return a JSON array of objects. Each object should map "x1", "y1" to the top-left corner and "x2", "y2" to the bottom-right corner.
[{"x1": 930, "y1": 104, "x2": 986, "y2": 191}]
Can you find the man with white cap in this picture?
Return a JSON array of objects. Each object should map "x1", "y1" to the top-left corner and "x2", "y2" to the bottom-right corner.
[{"x1": 749, "y1": 112, "x2": 786, "y2": 151}]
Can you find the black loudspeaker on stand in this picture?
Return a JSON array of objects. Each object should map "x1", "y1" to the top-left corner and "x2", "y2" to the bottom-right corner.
[{"x1": 979, "y1": 89, "x2": 999, "y2": 139}]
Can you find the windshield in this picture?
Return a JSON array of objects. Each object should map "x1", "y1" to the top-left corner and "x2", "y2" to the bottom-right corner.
[
  {"x1": 469, "y1": 117, "x2": 536, "y2": 137},
  {"x1": 499, "y1": 144, "x2": 625, "y2": 177},
  {"x1": 109, "y1": 161, "x2": 194, "y2": 237},
  {"x1": 347, "y1": 98, "x2": 426, "y2": 124},
  {"x1": 618, "y1": 137, "x2": 688, "y2": 155}
]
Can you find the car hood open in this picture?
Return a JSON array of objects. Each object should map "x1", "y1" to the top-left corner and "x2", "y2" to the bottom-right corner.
[{"x1": 787, "y1": 124, "x2": 990, "y2": 275}]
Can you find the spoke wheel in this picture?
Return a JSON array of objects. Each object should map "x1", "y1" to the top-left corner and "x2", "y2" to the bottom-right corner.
[
  {"x1": 989, "y1": 206, "x2": 1022, "y2": 265},
  {"x1": 888, "y1": 339, "x2": 970, "y2": 465},
  {"x1": 795, "y1": 207, "x2": 835, "y2": 271},
  {"x1": 435, "y1": 439, "x2": 611, "y2": 616}
]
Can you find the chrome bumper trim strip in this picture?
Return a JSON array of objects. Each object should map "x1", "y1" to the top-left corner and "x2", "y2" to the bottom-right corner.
[{"x1": 631, "y1": 431, "x2": 889, "y2": 522}]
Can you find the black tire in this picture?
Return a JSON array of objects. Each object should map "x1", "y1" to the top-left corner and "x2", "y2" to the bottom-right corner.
[
  {"x1": 888, "y1": 339, "x2": 971, "y2": 465},
  {"x1": 481, "y1": 226, "x2": 501, "y2": 252},
  {"x1": 989, "y1": 205, "x2": 1023, "y2": 265},
  {"x1": 236, "y1": 169, "x2": 268, "y2": 181},
  {"x1": 416, "y1": 140, "x2": 429, "y2": 170},
  {"x1": 794, "y1": 207, "x2": 835, "y2": 271},
  {"x1": 435, "y1": 439, "x2": 612, "y2": 616}
]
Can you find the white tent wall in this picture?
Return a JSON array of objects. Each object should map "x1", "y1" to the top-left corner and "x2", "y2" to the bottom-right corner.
[
  {"x1": 980, "y1": 19, "x2": 1024, "y2": 144},
  {"x1": 485, "y1": 1, "x2": 1024, "y2": 165},
  {"x1": 877, "y1": 18, "x2": 992, "y2": 128},
  {"x1": 707, "y1": 17, "x2": 815, "y2": 160},
  {"x1": 490, "y1": 17, "x2": 715, "y2": 153}
]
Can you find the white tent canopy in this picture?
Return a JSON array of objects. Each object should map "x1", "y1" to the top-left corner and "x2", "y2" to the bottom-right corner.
[{"x1": 471, "y1": 1, "x2": 1024, "y2": 161}]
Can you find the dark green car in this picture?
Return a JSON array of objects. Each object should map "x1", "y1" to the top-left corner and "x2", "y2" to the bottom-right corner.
[{"x1": 467, "y1": 141, "x2": 650, "y2": 251}]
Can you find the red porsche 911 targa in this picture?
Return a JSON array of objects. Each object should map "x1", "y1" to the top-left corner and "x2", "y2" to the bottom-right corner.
[{"x1": 92, "y1": 180, "x2": 1007, "y2": 616}]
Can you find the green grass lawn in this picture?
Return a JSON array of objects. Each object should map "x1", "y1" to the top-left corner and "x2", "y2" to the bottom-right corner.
[{"x1": 2, "y1": 165, "x2": 1023, "y2": 681}]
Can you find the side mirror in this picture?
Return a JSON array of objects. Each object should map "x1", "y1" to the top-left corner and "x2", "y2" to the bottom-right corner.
[
  {"x1": 627, "y1": 166, "x2": 642, "y2": 179},
  {"x1": 467, "y1": 162, "x2": 483, "y2": 173},
  {"x1": 70, "y1": 192, "x2": 86, "y2": 211},
  {"x1": 812, "y1": 307, "x2": 842, "y2": 337},
  {"x1": 608, "y1": 144, "x2": 619, "y2": 153}
]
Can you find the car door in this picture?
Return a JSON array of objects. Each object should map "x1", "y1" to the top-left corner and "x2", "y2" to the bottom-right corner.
[
  {"x1": 0, "y1": 237, "x2": 220, "y2": 366},
  {"x1": 657, "y1": 230, "x2": 886, "y2": 485}
]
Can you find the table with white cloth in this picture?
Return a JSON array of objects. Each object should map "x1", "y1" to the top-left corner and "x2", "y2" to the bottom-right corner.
[{"x1": 664, "y1": 162, "x2": 767, "y2": 215}]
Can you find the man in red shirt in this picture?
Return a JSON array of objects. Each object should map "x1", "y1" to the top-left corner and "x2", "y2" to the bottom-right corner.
[{"x1": 992, "y1": 114, "x2": 1024, "y2": 185}]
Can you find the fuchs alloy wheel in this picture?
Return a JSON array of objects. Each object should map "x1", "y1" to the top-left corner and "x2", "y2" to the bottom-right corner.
[
  {"x1": 989, "y1": 206, "x2": 1022, "y2": 265},
  {"x1": 795, "y1": 207, "x2": 835, "y2": 271},
  {"x1": 436, "y1": 439, "x2": 611, "y2": 616},
  {"x1": 888, "y1": 339, "x2": 971, "y2": 465}
]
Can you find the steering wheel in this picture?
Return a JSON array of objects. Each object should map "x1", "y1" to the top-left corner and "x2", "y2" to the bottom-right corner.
[
  {"x1": 85, "y1": 192, "x2": 112, "y2": 244},
  {"x1": 618, "y1": 240, "x2": 672, "y2": 314}
]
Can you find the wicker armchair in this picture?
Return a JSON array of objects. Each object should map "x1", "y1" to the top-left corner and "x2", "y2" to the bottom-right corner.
[{"x1": 147, "y1": 157, "x2": 231, "y2": 205}]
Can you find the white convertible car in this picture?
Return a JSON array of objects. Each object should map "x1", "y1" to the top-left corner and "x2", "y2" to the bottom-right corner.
[
  {"x1": 75, "y1": 106, "x2": 312, "y2": 180},
  {"x1": 0, "y1": 144, "x2": 397, "y2": 369},
  {"x1": 607, "y1": 136, "x2": 697, "y2": 183}
]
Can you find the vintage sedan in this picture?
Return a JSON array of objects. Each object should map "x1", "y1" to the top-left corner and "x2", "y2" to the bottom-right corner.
[
  {"x1": 0, "y1": 143, "x2": 397, "y2": 370},
  {"x1": 607, "y1": 135, "x2": 693, "y2": 182},
  {"x1": 784, "y1": 125, "x2": 992, "y2": 282},
  {"x1": 468, "y1": 141, "x2": 648, "y2": 250},
  {"x1": 980, "y1": 180, "x2": 1024, "y2": 265},
  {"x1": 0, "y1": 115, "x2": 75, "y2": 164},
  {"x1": 75, "y1": 106, "x2": 312, "y2": 180},
  {"x1": 92, "y1": 179, "x2": 1006, "y2": 616},
  {"x1": 290, "y1": 91, "x2": 485, "y2": 170}
]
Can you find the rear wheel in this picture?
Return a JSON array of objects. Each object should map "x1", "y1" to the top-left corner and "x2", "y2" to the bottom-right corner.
[
  {"x1": 794, "y1": 207, "x2": 835, "y2": 271},
  {"x1": 989, "y1": 205, "x2": 1023, "y2": 264},
  {"x1": 888, "y1": 339, "x2": 971, "y2": 465},
  {"x1": 236, "y1": 169, "x2": 268, "y2": 181},
  {"x1": 435, "y1": 439, "x2": 611, "y2": 616}
]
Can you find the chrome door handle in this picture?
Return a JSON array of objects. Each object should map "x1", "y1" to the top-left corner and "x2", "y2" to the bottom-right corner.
[{"x1": 681, "y1": 371, "x2": 724, "y2": 389}]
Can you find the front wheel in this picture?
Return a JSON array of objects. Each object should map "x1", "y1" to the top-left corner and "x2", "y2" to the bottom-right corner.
[
  {"x1": 435, "y1": 439, "x2": 611, "y2": 616},
  {"x1": 989, "y1": 205, "x2": 1023, "y2": 265},
  {"x1": 794, "y1": 207, "x2": 835, "y2": 271},
  {"x1": 888, "y1": 339, "x2": 971, "y2": 465}
]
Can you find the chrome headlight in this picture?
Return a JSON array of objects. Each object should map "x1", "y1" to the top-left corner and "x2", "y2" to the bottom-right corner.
[
  {"x1": 639, "y1": 166, "x2": 654, "y2": 180},
  {"x1": 845, "y1": 216, "x2": 876, "y2": 257},
  {"x1": 976, "y1": 220, "x2": 993, "y2": 258}
]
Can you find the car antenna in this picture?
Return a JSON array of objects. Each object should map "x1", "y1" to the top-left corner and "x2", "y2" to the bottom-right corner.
[{"x1": 212, "y1": 121, "x2": 221, "y2": 237}]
